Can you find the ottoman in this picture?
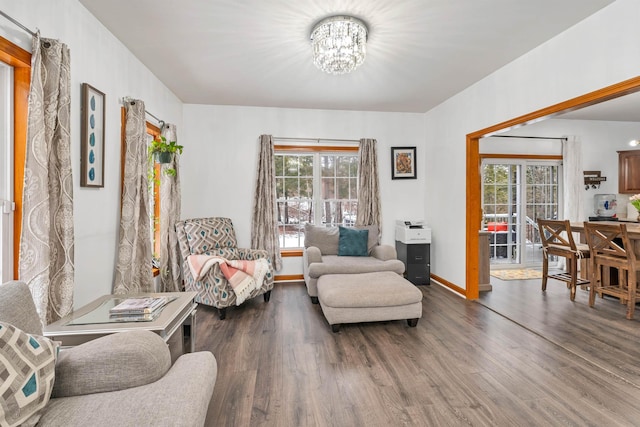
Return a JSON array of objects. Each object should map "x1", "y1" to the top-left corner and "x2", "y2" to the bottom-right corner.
[{"x1": 317, "y1": 271, "x2": 423, "y2": 332}]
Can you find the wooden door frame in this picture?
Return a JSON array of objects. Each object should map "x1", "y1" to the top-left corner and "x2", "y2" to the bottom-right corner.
[
  {"x1": 465, "y1": 76, "x2": 640, "y2": 299},
  {"x1": 0, "y1": 36, "x2": 31, "y2": 279}
]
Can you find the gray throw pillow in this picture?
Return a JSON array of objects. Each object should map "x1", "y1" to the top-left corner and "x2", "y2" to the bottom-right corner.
[
  {"x1": 355, "y1": 224, "x2": 379, "y2": 254},
  {"x1": 304, "y1": 223, "x2": 339, "y2": 255}
]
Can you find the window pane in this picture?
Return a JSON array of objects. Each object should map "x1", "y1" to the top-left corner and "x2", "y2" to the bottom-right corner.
[
  {"x1": 300, "y1": 155, "x2": 313, "y2": 176},
  {"x1": 337, "y1": 177, "x2": 350, "y2": 199},
  {"x1": 336, "y1": 156, "x2": 351, "y2": 176},
  {"x1": 284, "y1": 177, "x2": 299, "y2": 198},
  {"x1": 322, "y1": 178, "x2": 335, "y2": 199},
  {"x1": 321, "y1": 155, "x2": 335, "y2": 177},
  {"x1": 343, "y1": 201, "x2": 357, "y2": 226},
  {"x1": 300, "y1": 177, "x2": 313, "y2": 198},
  {"x1": 284, "y1": 155, "x2": 299, "y2": 177},
  {"x1": 275, "y1": 155, "x2": 284, "y2": 176},
  {"x1": 276, "y1": 177, "x2": 284, "y2": 199},
  {"x1": 349, "y1": 178, "x2": 358, "y2": 199}
]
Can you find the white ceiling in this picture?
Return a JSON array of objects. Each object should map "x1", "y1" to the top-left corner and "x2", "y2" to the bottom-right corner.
[
  {"x1": 78, "y1": 0, "x2": 614, "y2": 113},
  {"x1": 558, "y1": 91, "x2": 640, "y2": 122}
]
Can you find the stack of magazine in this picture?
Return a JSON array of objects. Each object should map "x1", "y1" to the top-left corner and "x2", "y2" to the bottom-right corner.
[{"x1": 109, "y1": 296, "x2": 176, "y2": 322}]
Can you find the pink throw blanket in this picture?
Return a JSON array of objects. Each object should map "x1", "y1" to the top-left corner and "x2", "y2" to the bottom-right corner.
[{"x1": 187, "y1": 255, "x2": 270, "y2": 305}]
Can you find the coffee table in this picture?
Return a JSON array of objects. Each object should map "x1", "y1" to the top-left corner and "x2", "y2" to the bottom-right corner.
[{"x1": 44, "y1": 291, "x2": 197, "y2": 353}]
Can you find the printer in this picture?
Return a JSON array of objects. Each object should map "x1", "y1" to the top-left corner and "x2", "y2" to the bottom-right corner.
[{"x1": 395, "y1": 220, "x2": 431, "y2": 244}]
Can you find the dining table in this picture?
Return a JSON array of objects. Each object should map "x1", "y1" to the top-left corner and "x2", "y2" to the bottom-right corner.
[{"x1": 570, "y1": 219, "x2": 640, "y2": 285}]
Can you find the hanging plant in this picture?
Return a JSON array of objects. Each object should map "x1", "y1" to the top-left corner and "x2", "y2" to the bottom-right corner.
[{"x1": 148, "y1": 136, "x2": 184, "y2": 176}]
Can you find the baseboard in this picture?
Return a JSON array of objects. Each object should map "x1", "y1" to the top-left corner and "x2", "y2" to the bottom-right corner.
[
  {"x1": 430, "y1": 273, "x2": 466, "y2": 298},
  {"x1": 274, "y1": 274, "x2": 304, "y2": 283}
]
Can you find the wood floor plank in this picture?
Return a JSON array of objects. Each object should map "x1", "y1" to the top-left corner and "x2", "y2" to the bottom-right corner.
[{"x1": 200, "y1": 282, "x2": 640, "y2": 426}]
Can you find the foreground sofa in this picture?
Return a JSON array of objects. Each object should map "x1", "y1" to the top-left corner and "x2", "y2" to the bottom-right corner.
[
  {"x1": 0, "y1": 281, "x2": 217, "y2": 427},
  {"x1": 302, "y1": 223, "x2": 405, "y2": 302}
]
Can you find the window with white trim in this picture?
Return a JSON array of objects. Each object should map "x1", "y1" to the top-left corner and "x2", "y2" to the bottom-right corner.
[{"x1": 275, "y1": 149, "x2": 358, "y2": 248}]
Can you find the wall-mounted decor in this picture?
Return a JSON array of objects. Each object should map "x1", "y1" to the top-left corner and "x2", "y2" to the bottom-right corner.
[
  {"x1": 583, "y1": 170, "x2": 606, "y2": 190},
  {"x1": 80, "y1": 83, "x2": 105, "y2": 187},
  {"x1": 391, "y1": 146, "x2": 416, "y2": 180}
]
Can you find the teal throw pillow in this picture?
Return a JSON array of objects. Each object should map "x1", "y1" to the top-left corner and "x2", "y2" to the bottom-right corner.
[
  {"x1": 338, "y1": 226, "x2": 369, "y2": 256},
  {"x1": 0, "y1": 322, "x2": 58, "y2": 427}
]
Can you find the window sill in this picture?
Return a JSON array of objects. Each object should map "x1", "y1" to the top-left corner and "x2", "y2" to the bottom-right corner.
[{"x1": 281, "y1": 249, "x2": 303, "y2": 257}]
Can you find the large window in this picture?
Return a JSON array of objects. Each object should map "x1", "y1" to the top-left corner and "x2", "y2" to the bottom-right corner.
[{"x1": 276, "y1": 149, "x2": 358, "y2": 249}]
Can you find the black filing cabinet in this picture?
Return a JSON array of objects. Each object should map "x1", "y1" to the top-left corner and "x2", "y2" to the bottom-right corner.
[{"x1": 396, "y1": 242, "x2": 430, "y2": 285}]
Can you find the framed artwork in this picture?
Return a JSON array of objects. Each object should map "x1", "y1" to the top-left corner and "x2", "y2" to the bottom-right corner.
[
  {"x1": 80, "y1": 83, "x2": 105, "y2": 187},
  {"x1": 391, "y1": 146, "x2": 416, "y2": 180}
]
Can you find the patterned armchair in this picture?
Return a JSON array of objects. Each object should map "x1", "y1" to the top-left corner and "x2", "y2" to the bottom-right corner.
[{"x1": 176, "y1": 217, "x2": 274, "y2": 319}]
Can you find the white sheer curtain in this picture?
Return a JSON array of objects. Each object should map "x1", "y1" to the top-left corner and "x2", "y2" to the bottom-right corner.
[
  {"x1": 20, "y1": 32, "x2": 74, "y2": 324},
  {"x1": 114, "y1": 100, "x2": 153, "y2": 294},
  {"x1": 355, "y1": 138, "x2": 381, "y2": 237},
  {"x1": 562, "y1": 136, "x2": 584, "y2": 271},
  {"x1": 563, "y1": 136, "x2": 584, "y2": 222},
  {"x1": 159, "y1": 123, "x2": 182, "y2": 291},
  {"x1": 251, "y1": 135, "x2": 282, "y2": 271}
]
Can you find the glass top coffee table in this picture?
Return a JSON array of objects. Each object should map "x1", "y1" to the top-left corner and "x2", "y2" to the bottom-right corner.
[{"x1": 44, "y1": 291, "x2": 197, "y2": 353}]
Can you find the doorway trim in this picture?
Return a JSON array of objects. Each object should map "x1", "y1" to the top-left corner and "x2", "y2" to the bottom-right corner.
[{"x1": 466, "y1": 76, "x2": 640, "y2": 300}]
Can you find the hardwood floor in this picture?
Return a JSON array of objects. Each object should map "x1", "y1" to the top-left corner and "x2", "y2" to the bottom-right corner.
[
  {"x1": 479, "y1": 274, "x2": 640, "y2": 388},
  {"x1": 198, "y1": 281, "x2": 640, "y2": 426}
]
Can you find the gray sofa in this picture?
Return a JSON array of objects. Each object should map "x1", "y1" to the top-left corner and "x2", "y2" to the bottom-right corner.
[
  {"x1": 302, "y1": 224, "x2": 405, "y2": 302},
  {"x1": 0, "y1": 281, "x2": 217, "y2": 427}
]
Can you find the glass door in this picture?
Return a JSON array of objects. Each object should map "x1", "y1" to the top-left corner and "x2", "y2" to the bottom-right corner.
[
  {"x1": 524, "y1": 163, "x2": 560, "y2": 267},
  {"x1": 482, "y1": 159, "x2": 561, "y2": 268}
]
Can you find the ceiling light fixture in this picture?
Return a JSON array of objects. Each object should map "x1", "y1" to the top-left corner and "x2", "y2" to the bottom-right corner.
[
  {"x1": 629, "y1": 139, "x2": 640, "y2": 146},
  {"x1": 310, "y1": 15, "x2": 368, "y2": 75}
]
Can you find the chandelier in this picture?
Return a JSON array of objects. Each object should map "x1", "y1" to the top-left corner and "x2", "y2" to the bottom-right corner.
[{"x1": 310, "y1": 15, "x2": 368, "y2": 75}]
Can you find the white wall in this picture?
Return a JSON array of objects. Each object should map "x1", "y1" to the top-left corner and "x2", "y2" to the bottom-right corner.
[
  {"x1": 424, "y1": 0, "x2": 640, "y2": 292},
  {"x1": 181, "y1": 105, "x2": 426, "y2": 276},
  {"x1": 0, "y1": 0, "x2": 183, "y2": 307},
  {"x1": 5, "y1": 0, "x2": 639, "y2": 302}
]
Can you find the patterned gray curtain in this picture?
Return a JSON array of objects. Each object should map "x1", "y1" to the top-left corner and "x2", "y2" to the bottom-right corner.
[
  {"x1": 251, "y1": 135, "x2": 282, "y2": 271},
  {"x1": 355, "y1": 138, "x2": 381, "y2": 237},
  {"x1": 159, "y1": 123, "x2": 182, "y2": 291},
  {"x1": 19, "y1": 32, "x2": 74, "y2": 325},
  {"x1": 114, "y1": 100, "x2": 153, "y2": 294}
]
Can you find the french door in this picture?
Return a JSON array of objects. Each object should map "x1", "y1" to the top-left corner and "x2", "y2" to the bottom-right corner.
[
  {"x1": 482, "y1": 159, "x2": 561, "y2": 268},
  {"x1": 0, "y1": 62, "x2": 13, "y2": 282}
]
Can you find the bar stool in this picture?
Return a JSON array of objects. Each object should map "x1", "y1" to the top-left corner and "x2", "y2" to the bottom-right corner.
[
  {"x1": 537, "y1": 219, "x2": 590, "y2": 301},
  {"x1": 583, "y1": 222, "x2": 639, "y2": 320}
]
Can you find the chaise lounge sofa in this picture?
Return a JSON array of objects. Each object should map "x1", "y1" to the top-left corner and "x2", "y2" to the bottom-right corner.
[{"x1": 302, "y1": 223, "x2": 405, "y2": 303}]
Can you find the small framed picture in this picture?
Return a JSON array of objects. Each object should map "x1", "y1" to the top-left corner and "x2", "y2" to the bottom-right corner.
[
  {"x1": 391, "y1": 146, "x2": 416, "y2": 180},
  {"x1": 80, "y1": 83, "x2": 105, "y2": 187}
]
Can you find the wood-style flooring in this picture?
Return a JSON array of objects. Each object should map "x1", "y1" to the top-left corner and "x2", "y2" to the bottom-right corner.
[{"x1": 198, "y1": 281, "x2": 640, "y2": 426}]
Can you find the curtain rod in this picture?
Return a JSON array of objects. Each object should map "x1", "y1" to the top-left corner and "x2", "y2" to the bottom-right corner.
[
  {"x1": 273, "y1": 136, "x2": 359, "y2": 144},
  {"x1": 489, "y1": 135, "x2": 567, "y2": 141},
  {"x1": 0, "y1": 10, "x2": 36, "y2": 37},
  {"x1": 120, "y1": 96, "x2": 165, "y2": 128}
]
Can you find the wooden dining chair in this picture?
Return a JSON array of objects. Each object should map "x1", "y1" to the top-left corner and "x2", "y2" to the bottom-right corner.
[
  {"x1": 583, "y1": 222, "x2": 639, "y2": 320},
  {"x1": 537, "y1": 219, "x2": 590, "y2": 301}
]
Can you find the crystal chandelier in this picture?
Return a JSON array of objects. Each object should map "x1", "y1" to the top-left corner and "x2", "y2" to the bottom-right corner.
[{"x1": 310, "y1": 15, "x2": 368, "y2": 75}]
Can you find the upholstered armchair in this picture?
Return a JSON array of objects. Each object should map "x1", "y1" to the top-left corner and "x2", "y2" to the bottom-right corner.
[{"x1": 176, "y1": 217, "x2": 274, "y2": 319}]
